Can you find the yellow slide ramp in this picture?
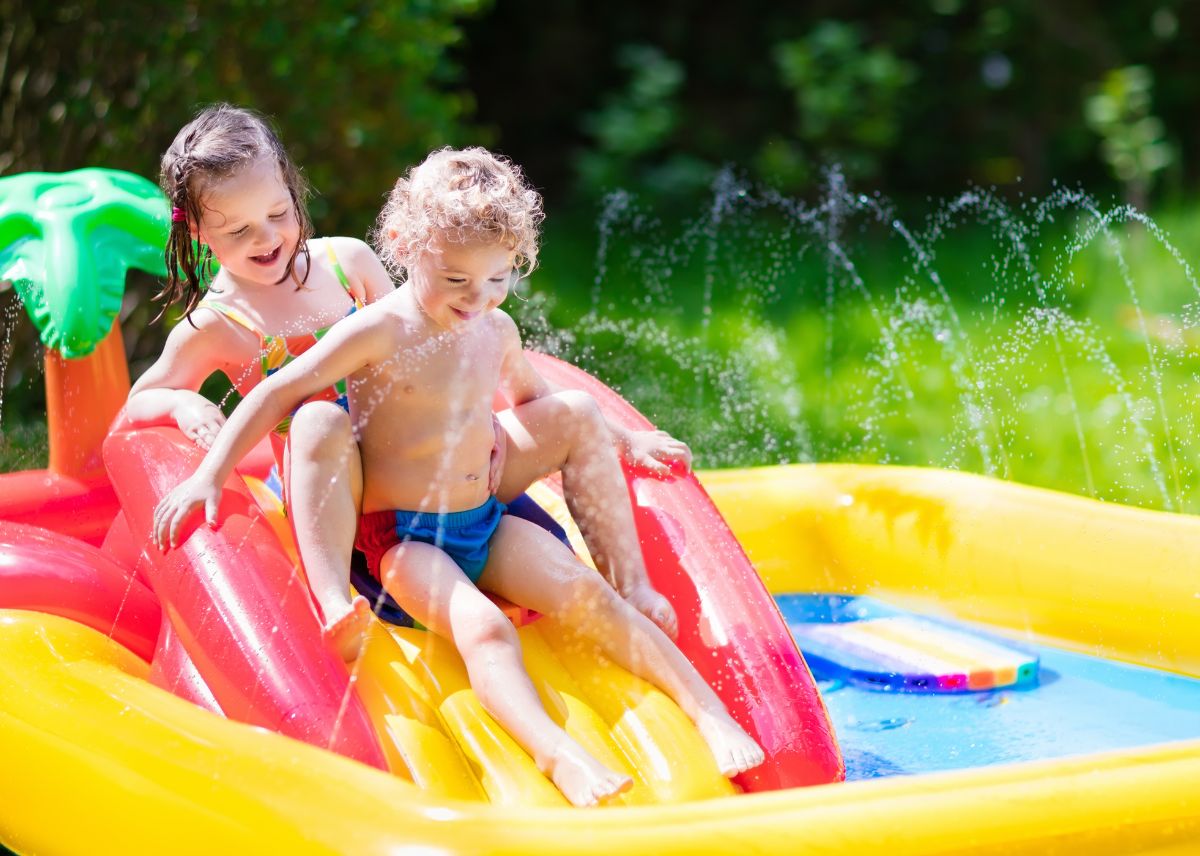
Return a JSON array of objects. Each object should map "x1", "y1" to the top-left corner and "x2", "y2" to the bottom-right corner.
[
  {"x1": 245, "y1": 474, "x2": 731, "y2": 807},
  {"x1": 352, "y1": 614, "x2": 735, "y2": 807}
]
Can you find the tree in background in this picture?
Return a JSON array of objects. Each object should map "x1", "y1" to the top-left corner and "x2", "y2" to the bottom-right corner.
[
  {"x1": 1084, "y1": 65, "x2": 1175, "y2": 210},
  {"x1": 574, "y1": 44, "x2": 713, "y2": 201},
  {"x1": 0, "y1": 0, "x2": 489, "y2": 433},
  {"x1": 0, "y1": 0, "x2": 489, "y2": 238},
  {"x1": 760, "y1": 21, "x2": 915, "y2": 193}
]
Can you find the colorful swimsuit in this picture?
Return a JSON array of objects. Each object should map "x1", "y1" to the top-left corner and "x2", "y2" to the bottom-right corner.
[{"x1": 197, "y1": 241, "x2": 364, "y2": 448}]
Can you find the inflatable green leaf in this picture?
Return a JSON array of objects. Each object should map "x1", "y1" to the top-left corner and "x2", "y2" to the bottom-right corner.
[{"x1": 0, "y1": 169, "x2": 169, "y2": 359}]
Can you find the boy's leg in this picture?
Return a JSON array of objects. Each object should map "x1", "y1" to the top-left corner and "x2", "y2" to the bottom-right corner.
[
  {"x1": 494, "y1": 390, "x2": 678, "y2": 638},
  {"x1": 285, "y1": 401, "x2": 370, "y2": 661},
  {"x1": 479, "y1": 516, "x2": 765, "y2": 778},
  {"x1": 377, "y1": 538, "x2": 631, "y2": 807}
]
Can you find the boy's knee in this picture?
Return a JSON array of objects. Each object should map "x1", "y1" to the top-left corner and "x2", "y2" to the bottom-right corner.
[
  {"x1": 290, "y1": 401, "x2": 353, "y2": 452},
  {"x1": 458, "y1": 606, "x2": 518, "y2": 652},
  {"x1": 553, "y1": 389, "x2": 605, "y2": 436}
]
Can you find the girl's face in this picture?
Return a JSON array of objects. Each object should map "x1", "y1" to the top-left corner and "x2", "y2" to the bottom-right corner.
[
  {"x1": 194, "y1": 158, "x2": 301, "y2": 287},
  {"x1": 411, "y1": 236, "x2": 515, "y2": 330}
]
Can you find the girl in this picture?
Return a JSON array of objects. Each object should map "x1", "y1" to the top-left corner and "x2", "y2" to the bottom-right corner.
[{"x1": 128, "y1": 103, "x2": 391, "y2": 657}]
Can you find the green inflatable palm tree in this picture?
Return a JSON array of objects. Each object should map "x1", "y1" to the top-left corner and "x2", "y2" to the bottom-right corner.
[{"x1": 0, "y1": 168, "x2": 168, "y2": 479}]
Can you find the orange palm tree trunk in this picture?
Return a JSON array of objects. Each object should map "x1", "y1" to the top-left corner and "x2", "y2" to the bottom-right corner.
[{"x1": 45, "y1": 320, "x2": 129, "y2": 480}]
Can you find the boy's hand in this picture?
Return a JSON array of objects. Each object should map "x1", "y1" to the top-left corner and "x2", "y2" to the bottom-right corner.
[
  {"x1": 173, "y1": 396, "x2": 226, "y2": 450},
  {"x1": 619, "y1": 429, "x2": 692, "y2": 478},
  {"x1": 488, "y1": 413, "x2": 508, "y2": 494},
  {"x1": 153, "y1": 473, "x2": 222, "y2": 550}
]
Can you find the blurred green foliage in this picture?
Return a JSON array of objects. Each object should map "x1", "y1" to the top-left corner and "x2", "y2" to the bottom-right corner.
[
  {"x1": 1084, "y1": 65, "x2": 1175, "y2": 209},
  {"x1": 762, "y1": 22, "x2": 916, "y2": 191},
  {"x1": 574, "y1": 45, "x2": 713, "y2": 200},
  {"x1": 461, "y1": 0, "x2": 1199, "y2": 203},
  {"x1": 0, "y1": 0, "x2": 489, "y2": 238},
  {"x1": 0, "y1": 0, "x2": 489, "y2": 424}
]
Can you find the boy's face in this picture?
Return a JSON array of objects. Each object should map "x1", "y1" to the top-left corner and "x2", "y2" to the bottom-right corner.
[
  {"x1": 411, "y1": 236, "x2": 515, "y2": 330},
  {"x1": 194, "y1": 158, "x2": 300, "y2": 287}
]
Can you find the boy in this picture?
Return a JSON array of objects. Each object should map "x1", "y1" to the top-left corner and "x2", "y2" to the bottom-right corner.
[{"x1": 154, "y1": 147, "x2": 763, "y2": 806}]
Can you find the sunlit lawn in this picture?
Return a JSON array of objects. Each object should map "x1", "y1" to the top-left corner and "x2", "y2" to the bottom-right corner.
[{"x1": 522, "y1": 194, "x2": 1200, "y2": 514}]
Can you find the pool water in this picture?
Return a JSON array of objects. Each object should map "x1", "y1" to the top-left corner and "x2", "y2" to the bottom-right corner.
[{"x1": 776, "y1": 594, "x2": 1200, "y2": 781}]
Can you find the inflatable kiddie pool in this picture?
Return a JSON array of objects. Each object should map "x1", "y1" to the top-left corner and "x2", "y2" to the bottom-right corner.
[
  {"x1": 0, "y1": 358, "x2": 843, "y2": 853},
  {"x1": 10, "y1": 459, "x2": 1200, "y2": 854}
]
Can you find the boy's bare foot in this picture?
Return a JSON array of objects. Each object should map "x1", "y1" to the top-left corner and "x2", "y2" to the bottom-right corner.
[
  {"x1": 544, "y1": 739, "x2": 632, "y2": 807},
  {"x1": 622, "y1": 583, "x2": 678, "y2": 640},
  {"x1": 323, "y1": 595, "x2": 372, "y2": 661},
  {"x1": 695, "y1": 709, "x2": 766, "y2": 777}
]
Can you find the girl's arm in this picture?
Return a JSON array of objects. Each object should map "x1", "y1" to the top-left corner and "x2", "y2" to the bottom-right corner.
[
  {"x1": 334, "y1": 237, "x2": 397, "y2": 304},
  {"x1": 153, "y1": 305, "x2": 395, "y2": 548},
  {"x1": 126, "y1": 312, "x2": 246, "y2": 449},
  {"x1": 496, "y1": 314, "x2": 692, "y2": 476}
]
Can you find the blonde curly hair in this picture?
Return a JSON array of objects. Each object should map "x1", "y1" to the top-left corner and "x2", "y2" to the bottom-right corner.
[{"x1": 373, "y1": 147, "x2": 544, "y2": 279}]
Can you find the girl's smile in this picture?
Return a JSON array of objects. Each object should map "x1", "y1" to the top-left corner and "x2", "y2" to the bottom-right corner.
[
  {"x1": 249, "y1": 244, "x2": 283, "y2": 267},
  {"x1": 196, "y1": 158, "x2": 300, "y2": 288}
]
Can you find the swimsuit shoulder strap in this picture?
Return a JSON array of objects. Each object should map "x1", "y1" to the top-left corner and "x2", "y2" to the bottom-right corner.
[
  {"x1": 194, "y1": 299, "x2": 265, "y2": 341},
  {"x1": 324, "y1": 240, "x2": 364, "y2": 307}
]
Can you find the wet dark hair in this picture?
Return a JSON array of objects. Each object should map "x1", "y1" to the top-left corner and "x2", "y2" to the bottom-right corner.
[{"x1": 155, "y1": 103, "x2": 313, "y2": 319}]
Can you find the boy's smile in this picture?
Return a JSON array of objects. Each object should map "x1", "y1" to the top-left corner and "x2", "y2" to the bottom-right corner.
[{"x1": 412, "y1": 237, "x2": 516, "y2": 330}]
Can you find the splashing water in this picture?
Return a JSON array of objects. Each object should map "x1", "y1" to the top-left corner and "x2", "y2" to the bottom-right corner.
[{"x1": 513, "y1": 170, "x2": 1200, "y2": 514}]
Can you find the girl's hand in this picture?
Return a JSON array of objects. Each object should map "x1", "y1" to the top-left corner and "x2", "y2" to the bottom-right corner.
[
  {"x1": 173, "y1": 396, "x2": 226, "y2": 450},
  {"x1": 620, "y1": 429, "x2": 693, "y2": 478},
  {"x1": 488, "y1": 413, "x2": 508, "y2": 494},
  {"x1": 153, "y1": 472, "x2": 223, "y2": 550}
]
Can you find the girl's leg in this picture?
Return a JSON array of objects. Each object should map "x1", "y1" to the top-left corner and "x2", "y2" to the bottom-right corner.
[
  {"x1": 378, "y1": 538, "x2": 631, "y2": 807},
  {"x1": 479, "y1": 516, "x2": 765, "y2": 778},
  {"x1": 285, "y1": 401, "x2": 370, "y2": 661},
  {"x1": 494, "y1": 390, "x2": 677, "y2": 639}
]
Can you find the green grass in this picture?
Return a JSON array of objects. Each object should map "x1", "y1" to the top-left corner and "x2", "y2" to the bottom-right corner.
[
  {"x1": 518, "y1": 191, "x2": 1200, "y2": 514},
  {"x1": 0, "y1": 421, "x2": 48, "y2": 472}
]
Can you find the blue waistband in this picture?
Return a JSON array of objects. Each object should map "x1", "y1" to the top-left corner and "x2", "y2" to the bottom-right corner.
[{"x1": 392, "y1": 496, "x2": 505, "y2": 530}]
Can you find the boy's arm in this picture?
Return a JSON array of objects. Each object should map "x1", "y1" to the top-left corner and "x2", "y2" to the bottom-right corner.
[
  {"x1": 153, "y1": 307, "x2": 394, "y2": 548},
  {"x1": 497, "y1": 317, "x2": 692, "y2": 476}
]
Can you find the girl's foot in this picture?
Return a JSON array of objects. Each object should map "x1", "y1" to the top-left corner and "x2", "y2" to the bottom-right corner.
[
  {"x1": 622, "y1": 583, "x2": 678, "y2": 640},
  {"x1": 323, "y1": 595, "x2": 372, "y2": 661},
  {"x1": 545, "y1": 740, "x2": 632, "y2": 807},
  {"x1": 695, "y1": 709, "x2": 766, "y2": 777}
]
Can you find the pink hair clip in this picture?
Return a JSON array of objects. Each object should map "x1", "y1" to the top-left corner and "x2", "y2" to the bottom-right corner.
[{"x1": 171, "y1": 206, "x2": 187, "y2": 223}]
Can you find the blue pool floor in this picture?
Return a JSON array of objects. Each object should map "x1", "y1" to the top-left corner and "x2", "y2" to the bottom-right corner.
[{"x1": 776, "y1": 596, "x2": 1200, "y2": 781}]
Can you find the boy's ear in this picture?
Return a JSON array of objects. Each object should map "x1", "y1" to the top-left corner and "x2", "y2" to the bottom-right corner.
[{"x1": 387, "y1": 228, "x2": 399, "y2": 240}]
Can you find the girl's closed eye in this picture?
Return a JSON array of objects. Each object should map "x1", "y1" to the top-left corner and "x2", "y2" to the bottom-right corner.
[{"x1": 269, "y1": 208, "x2": 289, "y2": 220}]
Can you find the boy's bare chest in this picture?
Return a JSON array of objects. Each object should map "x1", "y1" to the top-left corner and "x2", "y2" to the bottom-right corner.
[{"x1": 356, "y1": 328, "x2": 505, "y2": 406}]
